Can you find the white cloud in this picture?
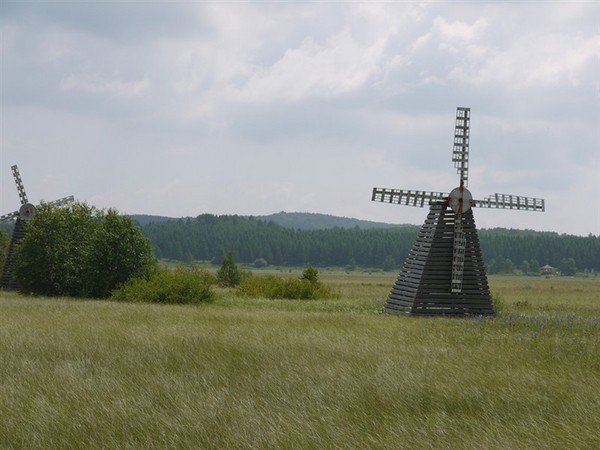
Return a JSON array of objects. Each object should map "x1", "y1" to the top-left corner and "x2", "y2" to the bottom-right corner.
[
  {"x1": 60, "y1": 71, "x2": 151, "y2": 97},
  {"x1": 470, "y1": 33, "x2": 600, "y2": 89},
  {"x1": 434, "y1": 16, "x2": 488, "y2": 42},
  {"x1": 232, "y1": 29, "x2": 387, "y2": 103},
  {"x1": 2, "y1": 1, "x2": 599, "y2": 236}
]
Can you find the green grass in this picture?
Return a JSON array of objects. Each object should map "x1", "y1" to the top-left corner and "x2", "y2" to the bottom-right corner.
[{"x1": 1, "y1": 274, "x2": 599, "y2": 449}]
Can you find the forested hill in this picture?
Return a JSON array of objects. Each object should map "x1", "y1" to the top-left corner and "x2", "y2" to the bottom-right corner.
[
  {"x1": 132, "y1": 212, "x2": 405, "y2": 230},
  {"x1": 138, "y1": 213, "x2": 600, "y2": 274},
  {"x1": 258, "y1": 212, "x2": 408, "y2": 230}
]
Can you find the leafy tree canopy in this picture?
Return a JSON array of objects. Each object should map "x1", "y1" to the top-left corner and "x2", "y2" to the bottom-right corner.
[
  {"x1": 15, "y1": 202, "x2": 155, "y2": 298},
  {"x1": 217, "y1": 251, "x2": 242, "y2": 287}
]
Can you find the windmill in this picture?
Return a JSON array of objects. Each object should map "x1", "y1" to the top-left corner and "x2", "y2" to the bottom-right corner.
[
  {"x1": 0, "y1": 165, "x2": 74, "y2": 290},
  {"x1": 372, "y1": 107, "x2": 545, "y2": 315}
]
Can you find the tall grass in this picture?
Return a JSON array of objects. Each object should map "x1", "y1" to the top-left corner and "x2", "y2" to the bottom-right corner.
[{"x1": 1, "y1": 274, "x2": 598, "y2": 449}]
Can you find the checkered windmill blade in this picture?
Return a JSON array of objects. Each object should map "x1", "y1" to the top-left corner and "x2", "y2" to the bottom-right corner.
[
  {"x1": 371, "y1": 189, "x2": 449, "y2": 207},
  {"x1": 371, "y1": 107, "x2": 545, "y2": 316},
  {"x1": 472, "y1": 193, "x2": 545, "y2": 212},
  {"x1": 449, "y1": 107, "x2": 470, "y2": 293},
  {"x1": 0, "y1": 165, "x2": 74, "y2": 290}
]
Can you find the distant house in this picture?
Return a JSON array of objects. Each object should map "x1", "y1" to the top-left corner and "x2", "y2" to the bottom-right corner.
[{"x1": 540, "y1": 265, "x2": 556, "y2": 275}]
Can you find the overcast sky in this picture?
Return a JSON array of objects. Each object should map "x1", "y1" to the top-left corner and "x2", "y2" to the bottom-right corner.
[{"x1": 1, "y1": 1, "x2": 599, "y2": 236}]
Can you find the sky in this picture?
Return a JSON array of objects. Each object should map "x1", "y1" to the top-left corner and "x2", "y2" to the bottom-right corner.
[{"x1": 1, "y1": 1, "x2": 599, "y2": 236}]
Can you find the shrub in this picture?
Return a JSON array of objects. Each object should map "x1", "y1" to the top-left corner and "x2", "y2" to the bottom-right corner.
[
  {"x1": 112, "y1": 265, "x2": 216, "y2": 305},
  {"x1": 236, "y1": 274, "x2": 337, "y2": 300},
  {"x1": 253, "y1": 258, "x2": 268, "y2": 268},
  {"x1": 492, "y1": 293, "x2": 505, "y2": 316}
]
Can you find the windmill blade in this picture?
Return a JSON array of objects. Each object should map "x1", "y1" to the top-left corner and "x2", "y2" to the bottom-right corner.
[
  {"x1": 0, "y1": 210, "x2": 20, "y2": 223},
  {"x1": 473, "y1": 194, "x2": 545, "y2": 212},
  {"x1": 451, "y1": 213, "x2": 466, "y2": 293},
  {"x1": 11, "y1": 165, "x2": 29, "y2": 205},
  {"x1": 372, "y1": 188, "x2": 448, "y2": 207},
  {"x1": 45, "y1": 195, "x2": 75, "y2": 207},
  {"x1": 452, "y1": 107, "x2": 470, "y2": 187}
]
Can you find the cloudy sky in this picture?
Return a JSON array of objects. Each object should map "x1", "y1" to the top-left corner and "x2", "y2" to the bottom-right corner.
[{"x1": 1, "y1": 1, "x2": 599, "y2": 236}]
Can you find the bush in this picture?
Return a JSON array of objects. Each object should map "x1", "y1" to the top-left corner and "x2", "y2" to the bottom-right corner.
[
  {"x1": 236, "y1": 274, "x2": 337, "y2": 300},
  {"x1": 253, "y1": 258, "x2": 268, "y2": 268},
  {"x1": 112, "y1": 265, "x2": 216, "y2": 305},
  {"x1": 492, "y1": 293, "x2": 505, "y2": 316},
  {"x1": 15, "y1": 203, "x2": 155, "y2": 298}
]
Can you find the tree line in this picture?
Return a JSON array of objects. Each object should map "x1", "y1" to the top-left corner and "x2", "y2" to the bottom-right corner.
[{"x1": 139, "y1": 214, "x2": 600, "y2": 274}]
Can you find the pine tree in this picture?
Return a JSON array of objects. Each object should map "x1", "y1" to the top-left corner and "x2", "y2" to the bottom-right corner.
[{"x1": 217, "y1": 251, "x2": 242, "y2": 287}]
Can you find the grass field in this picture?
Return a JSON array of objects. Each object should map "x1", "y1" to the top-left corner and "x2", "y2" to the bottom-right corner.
[{"x1": 1, "y1": 273, "x2": 598, "y2": 449}]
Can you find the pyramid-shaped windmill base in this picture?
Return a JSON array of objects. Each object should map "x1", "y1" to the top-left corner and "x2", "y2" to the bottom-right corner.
[
  {"x1": 384, "y1": 202, "x2": 493, "y2": 316},
  {"x1": 1, "y1": 218, "x2": 26, "y2": 291}
]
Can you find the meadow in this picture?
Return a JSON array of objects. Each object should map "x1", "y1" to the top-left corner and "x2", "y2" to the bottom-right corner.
[{"x1": 1, "y1": 272, "x2": 598, "y2": 449}]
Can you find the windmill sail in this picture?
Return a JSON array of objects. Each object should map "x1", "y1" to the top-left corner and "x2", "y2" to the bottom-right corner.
[
  {"x1": 372, "y1": 188, "x2": 447, "y2": 207},
  {"x1": 46, "y1": 196, "x2": 75, "y2": 207},
  {"x1": 452, "y1": 107, "x2": 470, "y2": 187},
  {"x1": 12, "y1": 165, "x2": 29, "y2": 205},
  {"x1": 0, "y1": 211, "x2": 20, "y2": 222},
  {"x1": 473, "y1": 194, "x2": 545, "y2": 212}
]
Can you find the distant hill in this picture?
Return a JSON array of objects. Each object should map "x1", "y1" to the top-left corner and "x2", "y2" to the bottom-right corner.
[
  {"x1": 257, "y1": 211, "x2": 407, "y2": 230},
  {"x1": 130, "y1": 214, "x2": 182, "y2": 226},
  {"x1": 131, "y1": 211, "x2": 405, "y2": 230}
]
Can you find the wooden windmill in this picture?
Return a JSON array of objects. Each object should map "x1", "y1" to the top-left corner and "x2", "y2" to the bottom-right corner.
[
  {"x1": 372, "y1": 107, "x2": 545, "y2": 315},
  {"x1": 0, "y1": 165, "x2": 74, "y2": 290}
]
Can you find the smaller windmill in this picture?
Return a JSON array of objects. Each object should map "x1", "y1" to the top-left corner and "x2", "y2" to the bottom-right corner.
[
  {"x1": 372, "y1": 107, "x2": 545, "y2": 315},
  {"x1": 0, "y1": 165, "x2": 74, "y2": 290}
]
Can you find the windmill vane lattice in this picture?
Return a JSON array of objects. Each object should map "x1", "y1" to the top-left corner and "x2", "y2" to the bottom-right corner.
[
  {"x1": 1, "y1": 165, "x2": 74, "y2": 290},
  {"x1": 372, "y1": 107, "x2": 545, "y2": 315}
]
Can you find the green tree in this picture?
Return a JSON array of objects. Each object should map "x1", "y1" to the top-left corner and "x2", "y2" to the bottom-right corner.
[
  {"x1": 301, "y1": 265, "x2": 319, "y2": 283},
  {"x1": 217, "y1": 251, "x2": 242, "y2": 287},
  {"x1": 15, "y1": 202, "x2": 155, "y2": 298},
  {"x1": 86, "y1": 210, "x2": 157, "y2": 297},
  {"x1": 519, "y1": 260, "x2": 531, "y2": 275},
  {"x1": 529, "y1": 258, "x2": 540, "y2": 275},
  {"x1": 345, "y1": 257, "x2": 357, "y2": 272},
  {"x1": 558, "y1": 257, "x2": 577, "y2": 276}
]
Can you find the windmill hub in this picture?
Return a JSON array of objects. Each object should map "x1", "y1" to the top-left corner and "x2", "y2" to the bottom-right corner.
[
  {"x1": 448, "y1": 186, "x2": 473, "y2": 214},
  {"x1": 19, "y1": 203, "x2": 37, "y2": 220}
]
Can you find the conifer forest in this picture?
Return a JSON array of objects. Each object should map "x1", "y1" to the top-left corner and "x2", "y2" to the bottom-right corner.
[{"x1": 138, "y1": 214, "x2": 599, "y2": 274}]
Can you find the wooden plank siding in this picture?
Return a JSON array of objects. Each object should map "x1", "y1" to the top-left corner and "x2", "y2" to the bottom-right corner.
[{"x1": 383, "y1": 202, "x2": 493, "y2": 316}]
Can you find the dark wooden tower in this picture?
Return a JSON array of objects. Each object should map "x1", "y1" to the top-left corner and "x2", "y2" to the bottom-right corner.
[
  {"x1": 0, "y1": 165, "x2": 74, "y2": 290},
  {"x1": 386, "y1": 202, "x2": 491, "y2": 315},
  {"x1": 372, "y1": 107, "x2": 545, "y2": 316}
]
